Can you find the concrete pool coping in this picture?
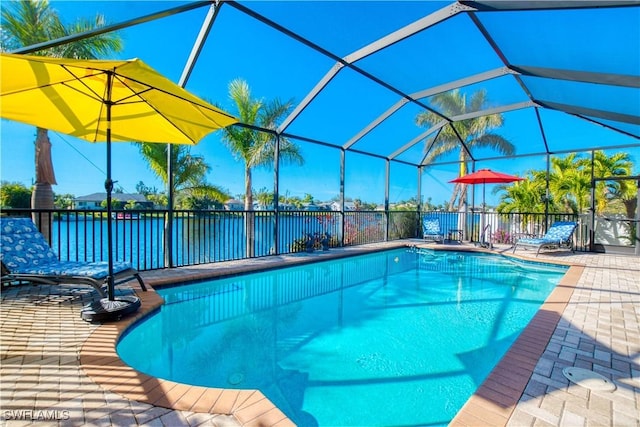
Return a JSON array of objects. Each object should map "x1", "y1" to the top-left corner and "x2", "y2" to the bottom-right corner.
[
  {"x1": 78, "y1": 241, "x2": 586, "y2": 426},
  {"x1": 450, "y1": 257, "x2": 584, "y2": 426}
]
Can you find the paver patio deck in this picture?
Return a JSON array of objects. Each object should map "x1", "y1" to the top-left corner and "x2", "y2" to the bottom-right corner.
[{"x1": 1, "y1": 242, "x2": 639, "y2": 426}]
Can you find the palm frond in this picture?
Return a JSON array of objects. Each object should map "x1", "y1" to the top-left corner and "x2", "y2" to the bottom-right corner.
[
  {"x1": 473, "y1": 133, "x2": 516, "y2": 156},
  {"x1": 430, "y1": 90, "x2": 466, "y2": 116}
]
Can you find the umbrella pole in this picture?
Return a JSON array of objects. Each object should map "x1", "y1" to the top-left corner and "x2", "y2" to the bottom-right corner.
[
  {"x1": 105, "y1": 121, "x2": 114, "y2": 302},
  {"x1": 482, "y1": 182, "x2": 486, "y2": 244},
  {"x1": 103, "y1": 71, "x2": 116, "y2": 302},
  {"x1": 81, "y1": 71, "x2": 140, "y2": 322}
]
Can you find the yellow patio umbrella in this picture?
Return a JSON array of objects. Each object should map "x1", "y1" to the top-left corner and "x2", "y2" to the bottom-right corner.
[
  {"x1": 0, "y1": 52, "x2": 237, "y2": 142},
  {"x1": 0, "y1": 52, "x2": 238, "y2": 320}
]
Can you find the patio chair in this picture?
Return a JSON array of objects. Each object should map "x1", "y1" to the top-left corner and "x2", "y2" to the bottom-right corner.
[
  {"x1": 422, "y1": 216, "x2": 444, "y2": 243},
  {"x1": 512, "y1": 221, "x2": 578, "y2": 256},
  {"x1": 0, "y1": 217, "x2": 146, "y2": 296}
]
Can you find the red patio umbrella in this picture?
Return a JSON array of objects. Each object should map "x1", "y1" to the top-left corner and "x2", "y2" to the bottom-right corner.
[
  {"x1": 450, "y1": 169, "x2": 524, "y2": 244},
  {"x1": 449, "y1": 168, "x2": 525, "y2": 185}
]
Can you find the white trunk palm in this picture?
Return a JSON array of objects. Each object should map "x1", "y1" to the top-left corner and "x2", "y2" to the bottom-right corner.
[
  {"x1": 416, "y1": 89, "x2": 515, "y2": 211},
  {"x1": 220, "y1": 79, "x2": 303, "y2": 257}
]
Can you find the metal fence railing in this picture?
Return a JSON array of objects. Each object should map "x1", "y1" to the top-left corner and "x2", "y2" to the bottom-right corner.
[{"x1": 1, "y1": 208, "x2": 595, "y2": 271}]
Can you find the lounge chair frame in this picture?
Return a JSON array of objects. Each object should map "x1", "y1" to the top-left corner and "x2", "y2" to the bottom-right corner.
[
  {"x1": 512, "y1": 221, "x2": 578, "y2": 256},
  {"x1": 1, "y1": 264, "x2": 146, "y2": 297},
  {"x1": 0, "y1": 217, "x2": 146, "y2": 297}
]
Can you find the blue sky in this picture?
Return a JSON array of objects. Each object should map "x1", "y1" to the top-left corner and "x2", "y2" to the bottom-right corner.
[{"x1": 1, "y1": 1, "x2": 638, "y2": 207}]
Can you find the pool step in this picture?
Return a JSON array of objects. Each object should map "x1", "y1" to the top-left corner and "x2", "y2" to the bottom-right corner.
[{"x1": 277, "y1": 333, "x2": 315, "y2": 354}]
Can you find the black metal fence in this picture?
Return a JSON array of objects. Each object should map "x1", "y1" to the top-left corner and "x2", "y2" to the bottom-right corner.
[{"x1": 1, "y1": 208, "x2": 589, "y2": 271}]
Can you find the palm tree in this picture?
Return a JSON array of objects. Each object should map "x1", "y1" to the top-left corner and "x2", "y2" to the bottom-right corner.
[
  {"x1": 616, "y1": 179, "x2": 639, "y2": 223},
  {"x1": 533, "y1": 154, "x2": 577, "y2": 214},
  {"x1": 136, "y1": 143, "x2": 230, "y2": 207},
  {"x1": 254, "y1": 187, "x2": 274, "y2": 210},
  {"x1": 220, "y1": 79, "x2": 303, "y2": 209},
  {"x1": 581, "y1": 151, "x2": 633, "y2": 214},
  {"x1": 219, "y1": 78, "x2": 304, "y2": 256},
  {"x1": 1, "y1": 0, "x2": 122, "y2": 240},
  {"x1": 533, "y1": 154, "x2": 591, "y2": 214},
  {"x1": 415, "y1": 89, "x2": 515, "y2": 210}
]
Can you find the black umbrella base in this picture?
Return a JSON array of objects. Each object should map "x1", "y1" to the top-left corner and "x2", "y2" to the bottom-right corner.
[{"x1": 81, "y1": 295, "x2": 141, "y2": 322}]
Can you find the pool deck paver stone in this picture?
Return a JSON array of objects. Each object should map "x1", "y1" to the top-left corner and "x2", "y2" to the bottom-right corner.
[{"x1": 1, "y1": 241, "x2": 639, "y2": 426}]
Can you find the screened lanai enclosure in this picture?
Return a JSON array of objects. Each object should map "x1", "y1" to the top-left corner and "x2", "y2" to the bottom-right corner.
[{"x1": 2, "y1": 0, "x2": 639, "y2": 268}]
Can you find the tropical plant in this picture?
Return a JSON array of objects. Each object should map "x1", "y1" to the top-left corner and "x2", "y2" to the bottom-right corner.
[
  {"x1": 416, "y1": 89, "x2": 515, "y2": 210},
  {"x1": 532, "y1": 154, "x2": 590, "y2": 214},
  {"x1": 124, "y1": 200, "x2": 140, "y2": 210},
  {"x1": 389, "y1": 211, "x2": 419, "y2": 239},
  {"x1": 616, "y1": 179, "x2": 638, "y2": 222},
  {"x1": 146, "y1": 193, "x2": 168, "y2": 209},
  {"x1": 135, "y1": 181, "x2": 159, "y2": 196},
  {"x1": 101, "y1": 198, "x2": 123, "y2": 209},
  {"x1": 219, "y1": 78, "x2": 304, "y2": 256},
  {"x1": 0, "y1": 181, "x2": 32, "y2": 208},
  {"x1": 54, "y1": 193, "x2": 74, "y2": 209},
  {"x1": 136, "y1": 143, "x2": 230, "y2": 208},
  {"x1": 496, "y1": 151, "x2": 637, "y2": 243},
  {"x1": 1, "y1": 0, "x2": 122, "y2": 238},
  {"x1": 180, "y1": 195, "x2": 219, "y2": 210},
  {"x1": 495, "y1": 178, "x2": 546, "y2": 232},
  {"x1": 254, "y1": 187, "x2": 274, "y2": 209},
  {"x1": 581, "y1": 151, "x2": 637, "y2": 244},
  {"x1": 580, "y1": 151, "x2": 634, "y2": 214}
]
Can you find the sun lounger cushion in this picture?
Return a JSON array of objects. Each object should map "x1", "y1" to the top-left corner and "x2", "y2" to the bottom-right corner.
[
  {"x1": 513, "y1": 221, "x2": 577, "y2": 255},
  {"x1": 1, "y1": 217, "x2": 145, "y2": 296},
  {"x1": 422, "y1": 217, "x2": 444, "y2": 242}
]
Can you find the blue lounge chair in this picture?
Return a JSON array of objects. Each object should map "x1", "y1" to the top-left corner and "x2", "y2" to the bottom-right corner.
[
  {"x1": 512, "y1": 221, "x2": 578, "y2": 256},
  {"x1": 422, "y1": 216, "x2": 444, "y2": 243},
  {"x1": 0, "y1": 217, "x2": 146, "y2": 296}
]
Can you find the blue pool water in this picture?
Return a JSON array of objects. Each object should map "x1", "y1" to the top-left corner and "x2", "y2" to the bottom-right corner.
[{"x1": 117, "y1": 249, "x2": 567, "y2": 426}]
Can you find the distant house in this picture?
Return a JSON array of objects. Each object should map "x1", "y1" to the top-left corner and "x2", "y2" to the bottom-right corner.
[
  {"x1": 279, "y1": 203, "x2": 296, "y2": 211},
  {"x1": 224, "y1": 199, "x2": 245, "y2": 211},
  {"x1": 330, "y1": 201, "x2": 356, "y2": 211},
  {"x1": 73, "y1": 193, "x2": 152, "y2": 209},
  {"x1": 253, "y1": 202, "x2": 273, "y2": 211}
]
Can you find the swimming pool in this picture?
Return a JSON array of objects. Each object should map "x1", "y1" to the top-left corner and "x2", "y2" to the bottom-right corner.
[{"x1": 117, "y1": 248, "x2": 567, "y2": 426}]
